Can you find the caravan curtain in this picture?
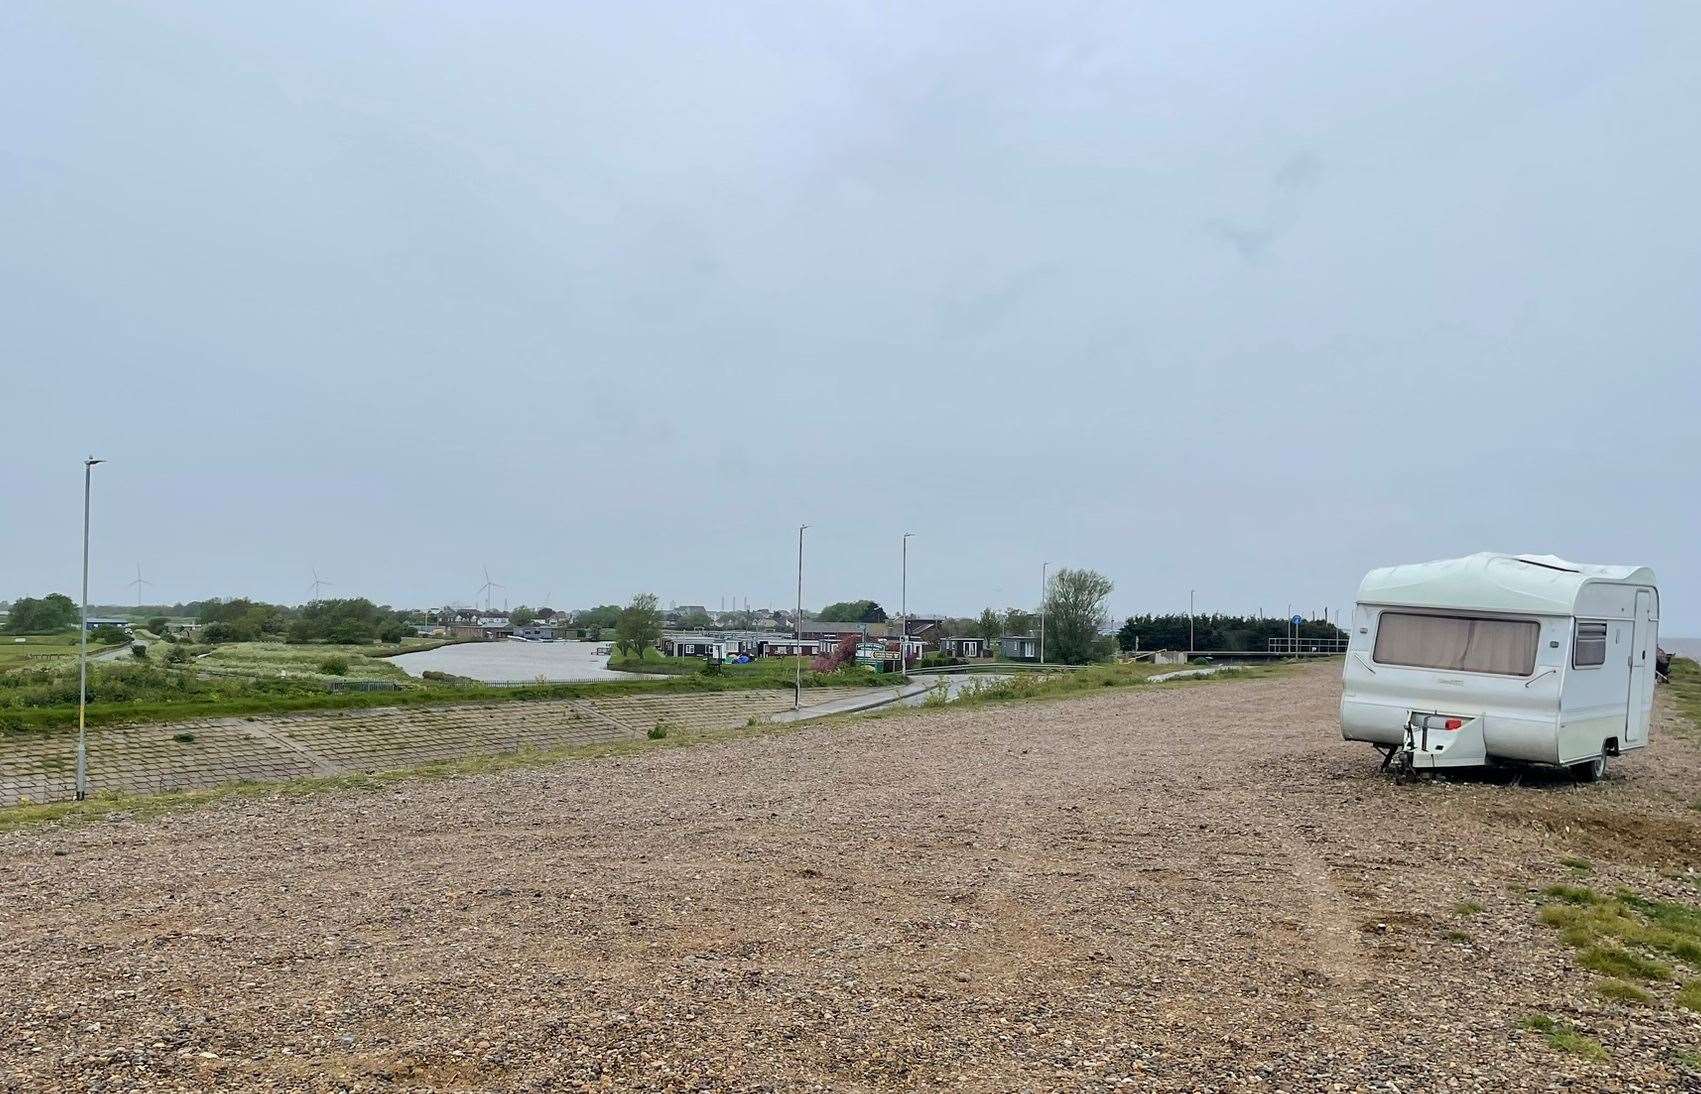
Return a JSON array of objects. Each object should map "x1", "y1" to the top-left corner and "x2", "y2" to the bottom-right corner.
[{"x1": 1373, "y1": 612, "x2": 1538, "y2": 676}]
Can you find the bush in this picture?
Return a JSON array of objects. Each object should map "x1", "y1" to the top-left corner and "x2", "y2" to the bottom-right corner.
[
  {"x1": 379, "y1": 625, "x2": 407, "y2": 644},
  {"x1": 163, "y1": 645, "x2": 191, "y2": 664},
  {"x1": 146, "y1": 617, "x2": 170, "y2": 635},
  {"x1": 318, "y1": 656, "x2": 349, "y2": 676},
  {"x1": 130, "y1": 642, "x2": 149, "y2": 660},
  {"x1": 90, "y1": 625, "x2": 130, "y2": 645},
  {"x1": 648, "y1": 721, "x2": 672, "y2": 740}
]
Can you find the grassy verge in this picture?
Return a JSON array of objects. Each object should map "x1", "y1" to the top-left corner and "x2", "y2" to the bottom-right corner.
[
  {"x1": 609, "y1": 650, "x2": 899, "y2": 688},
  {"x1": 1, "y1": 661, "x2": 905, "y2": 736},
  {"x1": 906, "y1": 660, "x2": 1283, "y2": 713},
  {"x1": 1668, "y1": 657, "x2": 1701, "y2": 742},
  {"x1": 0, "y1": 633, "x2": 127, "y2": 668},
  {"x1": 0, "y1": 712, "x2": 809, "y2": 834}
]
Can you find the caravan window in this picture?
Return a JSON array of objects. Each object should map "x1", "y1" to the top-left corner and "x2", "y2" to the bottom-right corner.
[
  {"x1": 1572, "y1": 622, "x2": 1608, "y2": 668},
  {"x1": 1372, "y1": 612, "x2": 1539, "y2": 676}
]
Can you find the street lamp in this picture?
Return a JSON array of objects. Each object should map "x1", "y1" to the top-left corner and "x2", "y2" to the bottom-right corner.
[
  {"x1": 900, "y1": 532, "x2": 914, "y2": 672},
  {"x1": 1189, "y1": 589, "x2": 1195, "y2": 654},
  {"x1": 76, "y1": 456, "x2": 106, "y2": 802},
  {"x1": 794, "y1": 524, "x2": 808, "y2": 711},
  {"x1": 1039, "y1": 561, "x2": 1049, "y2": 665}
]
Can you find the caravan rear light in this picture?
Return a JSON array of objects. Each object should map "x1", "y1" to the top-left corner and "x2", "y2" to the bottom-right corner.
[{"x1": 1444, "y1": 718, "x2": 1463, "y2": 731}]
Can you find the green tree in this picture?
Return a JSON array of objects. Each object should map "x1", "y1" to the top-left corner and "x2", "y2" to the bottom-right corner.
[
  {"x1": 146, "y1": 616, "x2": 170, "y2": 635},
  {"x1": 1003, "y1": 607, "x2": 1035, "y2": 636},
  {"x1": 510, "y1": 606, "x2": 537, "y2": 627},
  {"x1": 615, "y1": 593, "x2": 663, "y2": 658},
  {"x1": 676, "y1": 608, "x2": 714, "y2": 629},
  {"x1": 1042, "y1": 568, "x2": 1115, "y2": 664},
  {"x1": 818, "y1": 600, "x2": 887, "y2": 623},
  {"x1": 2, "y1": 593, "x2": 78, "y2": 634},
  {"x1": 977, "y1": 608, "x2": 1003, "y2": 645}
]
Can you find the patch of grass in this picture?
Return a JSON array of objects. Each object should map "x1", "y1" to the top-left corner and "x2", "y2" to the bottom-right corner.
[
  {"x1": 1442, "y1": 929, "x2": 1473, "y2": 943},
  {"x1": 1594, "y1": 978, "x2": 1655, "y2": 1005},
  {"x1": 1519, "y1": 1014, "x2": 1608, "y2": 1061},
  {"x1": 1579, "y1": 943, "x2": 1671, "y2": 981},
  {"x1": 1454, "y1": 900, "x2": 1484, "y2": 916},
  {"x1": 1544, "y1": 883, "x2": 1597, "y2": 905},
  {"x1": 1679, "y1": 981, "x2": 1701, "y2": 1012},
  {"x1": 648, "y1": 721, "x2": 672, "y2": 740},
  {"x1": 1561, "y1": 856, "x2": 1593, "y2": 873},
  {"x1": 1677, "y1": 1047, "x2": 1701, "y2": 1070},
  {"x1": 1667, "y1": 657, "x2": 1701, "y2": 741}
]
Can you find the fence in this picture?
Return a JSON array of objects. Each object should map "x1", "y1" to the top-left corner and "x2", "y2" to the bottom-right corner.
[{"x1": 1265, "y1": 636, "x2": 1350, "y2": 655}]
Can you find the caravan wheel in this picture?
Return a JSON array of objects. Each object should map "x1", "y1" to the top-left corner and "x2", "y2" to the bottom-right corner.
[{"x1": 1571, "y1": 748, "x2": 1608, "y2": 783}]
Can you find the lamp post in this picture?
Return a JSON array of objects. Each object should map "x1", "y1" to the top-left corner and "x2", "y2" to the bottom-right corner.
[
  {"x1": 900, "y1": 532, "x2": 913, "y2": 672},
  {"x1": 794, "y1": 524, "x2": 808, "y2": 711},
  {"x1": 1039, "y1": 561, "x2": 1049, "y2": 665},
  {"x1": 1189, "y1": 589, "x2": 1195, "y2": 654},
  {"x1": 76, "y1": 456, "x2": 106, "y2": 801}
]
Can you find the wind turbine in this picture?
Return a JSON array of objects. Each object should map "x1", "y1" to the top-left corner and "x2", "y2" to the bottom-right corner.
[
  {"x1": 126, "y1": 563, "x2": 153, "y2": 609},
  {"x1": 308, "y1": 567, "x2": 333, "y2": 602},
  {"x1": 477, "y1": 566, "x2": 504, "y2": 613}
]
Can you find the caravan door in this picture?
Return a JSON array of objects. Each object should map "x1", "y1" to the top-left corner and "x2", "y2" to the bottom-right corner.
[{"x1": 1625, "y1": 590, "x2": 1655, "y2": 744}]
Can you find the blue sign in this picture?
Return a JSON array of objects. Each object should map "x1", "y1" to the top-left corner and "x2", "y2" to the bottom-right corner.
[{"x1": 1290, "y1": 614, "x2": 1304, "y2": 626}]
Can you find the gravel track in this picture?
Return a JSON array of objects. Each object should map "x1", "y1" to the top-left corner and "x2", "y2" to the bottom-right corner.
[{"x1": 4, "y1": 663, "x2": 1701, "y2": 1091}]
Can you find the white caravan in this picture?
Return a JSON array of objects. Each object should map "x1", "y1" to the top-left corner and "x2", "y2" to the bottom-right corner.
[{"x1": 1340, "y1": 553, "x2": 1658, "y2": 780}]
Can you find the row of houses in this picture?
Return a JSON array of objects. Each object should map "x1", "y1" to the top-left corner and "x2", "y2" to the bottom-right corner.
[{"x1": 658, "y1": 619, "x2": 1043, "y2": 663}]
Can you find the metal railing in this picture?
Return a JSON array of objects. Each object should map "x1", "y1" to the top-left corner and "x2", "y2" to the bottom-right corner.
[{"x1": 1265, "y1": 636, "x2": 1349, "y2": 655}]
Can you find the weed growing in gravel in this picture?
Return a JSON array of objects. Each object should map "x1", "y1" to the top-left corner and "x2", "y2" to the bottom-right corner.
[
  {"x1": 1519, "y1": 1014, "x2": 1608, "y2": 1061},
  {"x1": 1442, "y1": 929, "x2": 1473, "y2": 943},
  {"x1": 1561, "y1": 856, "x2": 1593, "y2": 873},
  {"x1": 648, "y1": 721, "x2": 673, "y2": 740},
  {"x1": 171, "y1": 731, "x2": 196, "y2": 744},
  {"x1": 1453, "y1": 900, "x2": 1484, "y2": 916},
  {"x1": 1544, "y1": 883, "x2": 1596, "y2": 904},
  {"x1": 1594, "y1": 978, "x2": 1655, "y2": 1005},
  {"x1": 1579, "y1": 944, "x2": 1672, "y2": 981},
  {"x1": 1679, "y1": 982, "x2": 1701, "y2": 1012},
  {"x1": 1541, "y1": 886, "x2": 1701, "y2": 973},
  {"x1": 1677, "y1": 1048, "x2": 1701, "y2": 1071}
]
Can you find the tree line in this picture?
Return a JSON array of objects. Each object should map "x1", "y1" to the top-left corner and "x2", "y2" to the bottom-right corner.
[{"x1": 1115, "y1": 613, "x2": 1346, "y2": 653}]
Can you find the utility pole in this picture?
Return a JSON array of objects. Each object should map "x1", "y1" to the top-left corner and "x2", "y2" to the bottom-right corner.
[
  {"x1": 1189, "y1": 589, "x2": 1195, "y2": 654},
  {"x1": 794, "y1": 524, "x2": 808, "y2": 711},
  {"x1": 901, "y1": 532, "x2": 914, "y2": 673},
  {"x1": 76, "y1": 456, "x2": 106, "y2": 802},
  {"x1": 1039, "y1": 561, "x2": 1049, "y2": 665}
]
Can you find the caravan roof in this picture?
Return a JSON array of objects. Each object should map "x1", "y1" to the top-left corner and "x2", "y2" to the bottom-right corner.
[{"x1": 1357, "y1": 553, "x2": 1655, "y2": 617}]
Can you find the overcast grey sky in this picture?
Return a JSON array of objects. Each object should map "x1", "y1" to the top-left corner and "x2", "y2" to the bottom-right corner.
[{"x1": 3, "y1": 2, "x2": 1697, "y2": 629}]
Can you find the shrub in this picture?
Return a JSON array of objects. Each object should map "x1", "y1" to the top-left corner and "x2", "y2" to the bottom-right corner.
[
  {"x1": 648, "y1": 721, "x2": 672, "y2": 740},
  {"x1": 163, "y1": 645, "x2": 190, "y2": 665},
  {"x1": 172, "y1": 731, "x2": 196, "y2": 744},
  {"x1": 130, "y1": 642, "x2": 149, "y2": 660},
  {"x1": 90, "y1": 625, "x2": 130, "y2": 645},
  {"x1": 146, "y1": 617, "x2": 170, "y2": 635},
  {"x1": 379, "y1": 625, "x2": 407, "y2": 644},
  {"x1": 318, "y1": 656, "x2": 349, "y2": 676}
]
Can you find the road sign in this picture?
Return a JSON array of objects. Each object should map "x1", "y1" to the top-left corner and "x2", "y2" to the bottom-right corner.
[{"x1": 1290, "y1": 614, "x2": 1304, "y2": 626}]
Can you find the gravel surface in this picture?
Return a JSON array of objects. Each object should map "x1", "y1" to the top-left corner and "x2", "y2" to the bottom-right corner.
[{"x1": 5, "y1": 663, "x2": 1701, "y2": 1091}]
